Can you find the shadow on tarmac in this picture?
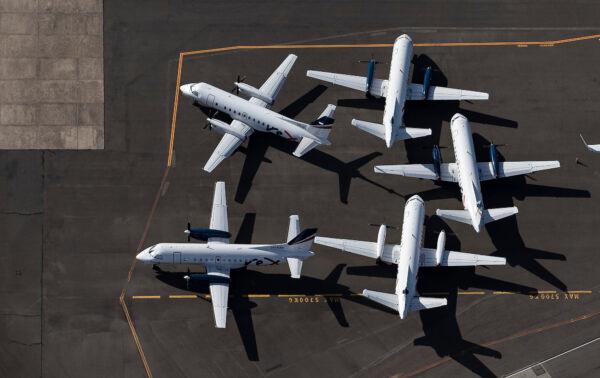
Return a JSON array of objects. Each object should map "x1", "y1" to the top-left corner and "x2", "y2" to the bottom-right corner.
[{"x1": 234, "y1": 86, "x2": 402, "y2": 204}]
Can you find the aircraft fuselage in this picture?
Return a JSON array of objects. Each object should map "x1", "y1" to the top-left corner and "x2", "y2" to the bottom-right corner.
[
  {"x1": 450, "y1": 114, "x2": 484, "y2": 232},
  {"x1": 395, "y1": 195, "x2": 426, "y2": 319}
]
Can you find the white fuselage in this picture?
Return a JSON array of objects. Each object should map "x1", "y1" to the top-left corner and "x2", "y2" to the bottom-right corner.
[
  {"x1": 382, "y1": 35, "x2": 413, "y2": 147},
  {"x1": 395, "y1": 195, "x2": 426, "y2": 319},
  {"x1": 180, "y1": 83, "x2": 316, "y2": 142},
  {"x1": 450, "y1": 114, "x2": 484, "y2": 232},
  {"x1": 137, "y1": 242, "x2": 311, "y2": 271}
]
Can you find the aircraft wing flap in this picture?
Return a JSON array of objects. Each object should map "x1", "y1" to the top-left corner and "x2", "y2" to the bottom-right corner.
[
  {"x1": 478, "y1": 161, "x2": 560, "y2": 181},
  {"x1": 206, "y1": 265, "x2": 231, "y2": 328},
  {"x1": 407, "y1": 83, "x2": 489, "y2": 101},
  {"x1": 203, "y1": 121, "x2": 253, "y2": 173},
  {"x1": 374, "y1": 163, "x2": 458, "y2": 182},
  {"x1": 420, "y1": 248, "x2": 506, "y2": 267},
  {"x1": 208, "y1": 182, "x2": 229, "y2": 243}
]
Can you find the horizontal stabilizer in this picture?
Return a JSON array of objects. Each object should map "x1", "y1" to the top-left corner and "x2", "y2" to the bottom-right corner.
[
  {"x1": 351, "y1": 119, "x2": 386, "y2": 140},
  {"x1": 293, "y1": 137, "x2": 320, "y2": 157},
  {"x1": 483, "y1": 207, "x2": 519, "y2": 223},
  {"x1": 287, "y1": 257, "x2": 303, "y2": 279},
  {"x1": 409, "y1": 296, "x2": 447, "y2": 311},
  {"x1": 306, "y1": 70, "x2": 387, "y2": 97},
  {"x1": 435, "y1": 209, "x2": 472, "y2": 225},
  {"x1": 407, "y1": 83, "x2": 489, "y2": 101},
  {"x1": 478, "y1": 161, "x2": 561, "y2": 181},
  {"x1": 362, "y1": 289, "x2": 398, "y2": 311},
  {"x1": 374, "y1": 163, "x2": 458, "y2": 182},
  {"x1": 394, "y1": 127, "x2": 432, "y2": 141},
  {"x1": 314, "y1": 236, "x2": 395, "y2": 262}
]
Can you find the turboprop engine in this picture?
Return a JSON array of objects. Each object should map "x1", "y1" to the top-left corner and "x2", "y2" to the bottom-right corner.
[{"x1": 234, "y1": 82, "x2": 274, "y2": 105}]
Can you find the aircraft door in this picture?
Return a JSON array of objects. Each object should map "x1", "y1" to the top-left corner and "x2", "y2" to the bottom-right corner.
[
  {"x1": 207, "y1": 94, "x2": 215, "y2": 107},
  {"x1": 173, "y1": 252, "x2": 181, "y2": 264}
]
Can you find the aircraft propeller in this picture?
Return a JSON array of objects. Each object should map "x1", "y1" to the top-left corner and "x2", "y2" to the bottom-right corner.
[
  {"x1": 231, "y1": 74, "x2": 247, "y2": 95},
  {"x1": 185, "y1": 222, "x2": 192, "y2": 242}
]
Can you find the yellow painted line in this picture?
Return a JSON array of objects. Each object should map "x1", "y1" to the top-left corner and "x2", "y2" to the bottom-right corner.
[
  {"x1": 458, "y1": 291, "x2": 485, "y2": 295},
  {"x1": 132, "y1": 295, "x2": 161, "y2": 299},
  {"x1": 278, "y1": 294, "x2": 306, "y2": 298},
  {"x1": 245, "y1": 294, "x2": 271, "y2": 298},
  {"x1": 568, "y1": 290, "x2": 592, "y2": 294},
  {"x1": 537, "y1": 290, "x2": 558, "y2": 294},
  {"x1": 165, "y1": 34, "x2": 600, "y2": 168},
  {"x1": 169, "y1": 295, "x2": 198, "y2": 299},
  {"x1": 494, "y1": 291, "x2": 515, "y2": 295}
]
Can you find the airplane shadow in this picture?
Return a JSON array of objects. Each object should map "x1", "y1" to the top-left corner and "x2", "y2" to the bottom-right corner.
[{"x1": 234, "y1": 86, "x2": 402, "y2": 204}]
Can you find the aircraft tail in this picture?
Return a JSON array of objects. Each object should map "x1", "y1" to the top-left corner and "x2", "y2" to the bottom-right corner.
[
  {"x1": 436, "y1": 207, "x2": 518, "y2": 229},
  {"x1": 286, "y1": 215, "x2": 305, "y2": 278},
  {"x1": 362, "y1": 289, "x2": 398, "y2": 311},
  {"x1": 351, "y1": 119, "x2": 431, "y2": 145},
  {"x1": 285, "y1": 226, "x2": 317, "y2": 275},
  {"x1": 409, "y1": 296, "x2": 447, "y2": 311},
  {"x1": 294, "y1": 104, "x2": 335, "y2": 157}
]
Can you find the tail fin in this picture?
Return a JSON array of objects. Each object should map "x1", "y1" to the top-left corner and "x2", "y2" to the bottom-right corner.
[
  {"x1": 287, "y1": 228, "x2": 317, "y2": 247},
  {"x1": 307, "y1": 104, "x2": 336, "y2": 142}
]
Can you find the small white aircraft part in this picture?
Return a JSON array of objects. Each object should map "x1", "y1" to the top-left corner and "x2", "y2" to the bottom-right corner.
[
  {"x1": 137, "y1": 181, "x2": 317, "y2": 328},
  {"x1": 315, "y1": 195, "x2": 505, "y2": 319},
  {"x1": 580, "y1": 134, "x2": 600, "y2": 153},
  {"x1": 374, "y1": 113, "x2": 560, "y2": 232},
  {"x1": 307, "y1": 34, "x2": 489, "y2": 148},
  {"x1": 180, "y1": 54, "x2": 337, "y2": 173}
]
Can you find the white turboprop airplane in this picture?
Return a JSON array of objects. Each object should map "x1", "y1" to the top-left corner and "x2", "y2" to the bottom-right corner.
[
  {"x1": 180, "y1": 54, "x2": 337, "y2": 172},
  {"x1": 136, "y1": 181, "x2": 317, "y2": 328},
  {"x1": 375, "y1": 113, "x2": 561, "y2": 232},
  {"x1": 306, "y1": 34, "x2": 489, "y2": 148},
  {"x1": 580, "y1": 134, "x2": 600, "y2": 153},
  {"x1": 315, "y1": 195, "x2": 505, "y2": 318}
]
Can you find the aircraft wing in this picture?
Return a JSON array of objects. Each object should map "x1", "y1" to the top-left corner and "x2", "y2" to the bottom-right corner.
[
  {"x1": 420, "y1": 248, "x2": 506, "y2": 267},
  {"x1": 580, "y1": 134, "x2": 600, "y2": 153},
  {"x1": 253, "y1": 54, "x2": 298, "y2": 107},
  {"x1": 374, "y1": 163, "x2": 459, "y2": 182},
  {"x1": 477, "y1": 161, "x2": 560, "y2": 181},
  {"x1": 407, "y1": 83, "x2": 489, "y2": 101},
  {"x1": 206, "y1": 265, "x2": 231, "y2": 328},
  {"x1": 208, "y1": 181, "x2": 229, "y2": 243},
  {"x1": 315, "y1": 236, "x2": 395, "y2": 262},
  {"x1": 306, "y1": 70, "x2": 387, "y2": 97},
  {"x1": 204, "y1": 121, "x2": 253, "y2": 173}
]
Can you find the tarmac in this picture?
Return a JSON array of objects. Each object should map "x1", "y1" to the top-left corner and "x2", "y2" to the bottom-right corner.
[{"x1": 2, "y1": 1, "x2": 600, "y2": 377}]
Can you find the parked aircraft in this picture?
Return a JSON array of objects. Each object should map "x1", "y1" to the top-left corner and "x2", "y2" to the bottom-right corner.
[
  {"x1": 180, "y1": 54, "x2": 336, "y2": 172},
  {"x1": 315, "y1": 195, "x2": 505, "y2": 318},
  {"x1": 306, "y1": 34, "x2": 488, "y2": 148},
  {"x1": 136, "y1": 181, "x2": 317, "y2": 328},
  {"x1": 374, "y1": 113, "x2": 560, "y2": 232}
]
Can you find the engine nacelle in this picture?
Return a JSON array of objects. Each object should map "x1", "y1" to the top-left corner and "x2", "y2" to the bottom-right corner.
[
  {"x1": 376, "y1": 224, "x2": 386, "y2": 259},
  {"x1": 235, "y1": 82, "x2": 274, "y2": 105},
  {"x1": 435, "y1": 230, "x2": 445, "y2": 266},
  {"x1": 489, "y1": 144, "x2": 499, "y2": 178},
  {"x1": 432, "y1": 144, "x2": 442, "y2": 180},
  {"x1": 207, "y1": 118, "x2": 247, "y2": 140},
  {"x1": 423, "y1": 66, "x2": 433, "y2": 99}
]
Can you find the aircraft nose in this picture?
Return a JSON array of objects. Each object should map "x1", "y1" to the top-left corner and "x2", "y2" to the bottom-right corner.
[
  {"x1": 179, "y1": 83, "x2": 193, "y2": 97},
  {"x1": 136, "y1": 248, "x2": 152, "y2": 263}
]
